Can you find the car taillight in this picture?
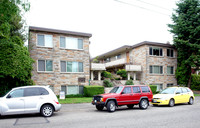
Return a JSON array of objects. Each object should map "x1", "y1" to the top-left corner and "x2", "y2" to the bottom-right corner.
[{"x1": 54, "y1": 100, "x2": 59, "y2": 104}]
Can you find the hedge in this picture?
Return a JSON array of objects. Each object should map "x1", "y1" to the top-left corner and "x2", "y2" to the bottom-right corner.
[
  {"x1": 149, "y1": 85, "x2": 157, "y2": 94},
  {"x1": 84, "y1": 85, "x2": 104, "y2": 97},
  {"x1": 125, "y1": 80, "x2": 134, "y2": 85},
  {"x1": 191, "y1": 74, "x2": 200, "y2": 90}
]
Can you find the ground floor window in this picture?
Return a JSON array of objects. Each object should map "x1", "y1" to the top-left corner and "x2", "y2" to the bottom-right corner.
[
  {"x1": 61, "y1": 85, "x2": 84, "y2": 95},
  {"x1": 167, "y1": 83, "x2": 174, "y2": 87}
]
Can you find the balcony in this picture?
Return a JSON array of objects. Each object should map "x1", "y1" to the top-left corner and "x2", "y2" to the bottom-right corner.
[
  {"x1": 125, "y1": 65, "x2": 142, "y2": 71},
  {"x1": 105, "y1": 58, "x2": 126, "y2": 68},
  {"x1": 91, "y1": 63, "x2": 106, "y2": 71}
]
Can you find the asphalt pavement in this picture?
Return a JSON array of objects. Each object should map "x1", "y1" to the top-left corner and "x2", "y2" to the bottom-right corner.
[{"x1": 1, "y1": 97, "x2": 200, "y2": 128}]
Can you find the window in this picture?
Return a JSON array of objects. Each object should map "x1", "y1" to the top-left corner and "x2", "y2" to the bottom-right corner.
[
  {"x1": 132, "y1": 86, "x2": 141, "y2": 93},
  {"x1": 181, "y1": 88, "x2": 187, "y2": 93},
  {"x1": 67, "y1": 85, "x2": 79, "y2": 95},
  {"x1": 37, "y1": 34, "x2": 53, "y2": 47},
  {"x1": 122, "y1": 87, "x2": 132, "y2": 94},
  {"x1": 149, "y1": 47, "x2": 163, "y2": 56},
  {"x1": 38, "y1": 60, "x2": 53, "y2": 72},
  {"x1": 116, "y1": 54, "x2": 121, "y2": 59},
  {"x1": 60, "y1": 37, "x2": 83, "y2": 50},
  {"x1": 104, "y1": 58, "x2": 111, "y2": 63},
  {"x1": 61, "y1": 61, "x2": 83, "y2": 73},
  {"x1": 8, "y1": 89, "x2": 24, "y2": 98},
  {"x1": 167, "y1": 49, "x2": 174, "y2": 57},
  {"x1": 153, "y1": 84, "x2": 163, "y2": 91},
  {"x1": 176, "y1": 88, "x2": 182, "y2": 94},
  {"x1": 167, "y1": 83, "x2": 174, "y2": 87},
  {"x1": 61, "y1": 85, "x2": 67, "y2": 95},
  {"x1": 24, "y1": 87, "x2": 49, "y2": 96},
  {"x1": 167, "y1": 66, "x2": 174, "y2": 75},
  {"x1": 141, "y1": 86, "x2": 150, "y2": 93},
  {"x1": 150, "y1": 65, "x2": 163, "y2": 74}
]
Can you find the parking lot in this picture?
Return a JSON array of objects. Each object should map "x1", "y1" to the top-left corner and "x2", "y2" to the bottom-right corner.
[{"x1": 1, "y1": 97, "x2": 200, "y2": 128}]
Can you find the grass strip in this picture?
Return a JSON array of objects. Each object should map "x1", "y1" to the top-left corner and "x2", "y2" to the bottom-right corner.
[{"x1": 59, "y1": 97, "x2": 93, "y2": 104}]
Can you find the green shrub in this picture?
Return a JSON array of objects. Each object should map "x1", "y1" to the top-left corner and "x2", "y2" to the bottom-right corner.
[
  {"x1": 191, "y1": 74, "x2": 200, "y2": 90},
  {"x1": 103, "y1": 79, "x2": 113, "y2": 87},
  {"x1": 83, "y1": 85, "x2": 104, "y2": 97},
  {"x1": 149, "y1": 85, "x2": 157, "y2": 94},
  {"x1": 125, "y1": 80, "x2": 134, "y2": 85},
  {"x1": 116, "y1": 69, "x2": 127, "y2": 80},
  {"x1": 102, "y1": 71, "x2": 112, "y2": 79}
]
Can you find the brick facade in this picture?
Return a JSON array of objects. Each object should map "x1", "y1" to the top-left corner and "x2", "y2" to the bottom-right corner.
[{"x1": 28, "y1": 26, "x2": 92, "y2": 94}]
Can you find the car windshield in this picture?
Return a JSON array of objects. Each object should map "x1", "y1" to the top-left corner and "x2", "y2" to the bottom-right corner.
[
  {"x1": 160, "y1": 88, "x2": 176, "y2": 94},
  {"x1": 109, "y1": 86, "x2": 123, "y2": 94}
]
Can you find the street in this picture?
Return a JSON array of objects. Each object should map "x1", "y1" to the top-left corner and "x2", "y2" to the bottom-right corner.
[{"x1": 1, "y1": 97, "x2": 200, "y2": 128}]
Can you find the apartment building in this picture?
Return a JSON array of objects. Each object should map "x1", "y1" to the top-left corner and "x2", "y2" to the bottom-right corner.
[
  {"x1": 28, "y1": 26, "x2": 92, "y2": 95},
  {"x1": 91, "y1": 41, "x2": 177, "y2": 91}
]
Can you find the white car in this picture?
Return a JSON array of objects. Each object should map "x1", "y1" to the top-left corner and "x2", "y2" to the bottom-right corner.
[{"x1": 0, "y1": 86, "x2": 61, "y2": 117}]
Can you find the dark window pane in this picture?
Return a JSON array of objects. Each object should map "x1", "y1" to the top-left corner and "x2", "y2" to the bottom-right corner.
[
  {"x1": 61, "y1": 61, "x2": 66, "y2": 72},
  {"x1": 9, "y1": 89, "x2": 24, "y2": 98},
  {"x1": 24, "y1": 88, "x2": 40, "y2": 96},
  {"x1": 150, "y1": 66, "x2": 152, "y2": 73},
  {"x1": 38, "y1": 60, "x2": 45, "y2": 71},
  {"x1": 37, "y1": 35, "x2": 44, "y2": 46},
  {"x1": 78, "y1": 39, "x2": 83, "y2": 49},
  {"x1": 61, "y1": 86, "x2": 66, "y2": 95},
  {"x1": 60, "y1": 37, "x2": 66, "y2": 48},
  {"x1": 122, "y1": 87, "x2": 132, "y2": 94},
  {"x1": 160, "y1": 66, "x2": 163, "y2": 74},
  {"x1": 167, "y1": 49, "x2": 170, "y2": 56},
  {"x1": 67, "y1": 62, "x2": 72, "y2": 72},
  {"x1": 153, "y1": 48, "x2": 159, "y2": 56},
  {"x1": 171, "y1": 49, "x2": 174, "y2": 57},
  {"x1": 171, "y1": 67, "x2": 174, "y2": 74},
  {"x1": 78, "y1": 62, "x2": 83, "y2": 72},
  {"x1": 46, "y1": 60, "x2": 53, "y2": 71},
  {"x1": 160, "y1": 48, "x2": 163, "y2": 56},
  {"x1": 149, "y1": 47, "x2": 152, "y2": 55},
  {"x1": 132, "y1": 86, "x2": 141, "y2": 93},
  {"x1": 39, "y1": 88, "x2": 49, "y2": 95}
]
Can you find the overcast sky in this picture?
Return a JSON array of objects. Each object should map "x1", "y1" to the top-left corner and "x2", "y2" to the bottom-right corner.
[{"x1": 26, "y1": 0, "x2": 179, "y2": 57}]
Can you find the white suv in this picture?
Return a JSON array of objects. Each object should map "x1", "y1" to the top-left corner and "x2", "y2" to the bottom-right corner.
[{"x1": 0, "y1": 86, "x2": 61, "y2": 117}]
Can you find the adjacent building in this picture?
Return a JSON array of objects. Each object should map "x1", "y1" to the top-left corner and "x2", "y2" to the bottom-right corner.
[
  {"x1": 28, "y1": 26, "x2": 92, "y2": 95},
  {"x1": 91, "y1": 41, "x2": 177, "y2": 91}
]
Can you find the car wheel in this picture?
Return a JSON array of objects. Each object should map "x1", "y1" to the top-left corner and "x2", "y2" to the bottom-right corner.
[
  {"x1": 107, "y1": 100, "x2": 116, "y2": 112},
  {"x1": 169, "y1": 99, "x2": 175, "y2": 107},
  {"x1": 41, "y1": 104, "x2": 54, "y2": 117},
  {"x1": 188, "y1": 97, "x2": 194, "y2": 105},
  {"x1": 96, "y1": 105, "x2": 104, "y2": 111},
  {"x1": 139, "y1": 99, "x2": 148, "y2": 109},
  {"x1": 127, "y1": 104, "x2": 134, "y2": 109}
]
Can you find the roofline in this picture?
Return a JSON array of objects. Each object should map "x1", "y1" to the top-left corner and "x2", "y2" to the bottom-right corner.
[{"x1": 29, "y1": 26, "x2": 92, "y2": 38}]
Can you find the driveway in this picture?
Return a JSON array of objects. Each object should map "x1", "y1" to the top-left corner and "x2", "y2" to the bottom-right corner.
[{"x1": 1, "y1": 97, "x2": 200, "y2": 128}]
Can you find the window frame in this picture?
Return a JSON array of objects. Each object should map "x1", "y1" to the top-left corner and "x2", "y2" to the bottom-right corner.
[
  {"x1": 59, "y1": 36, "x2": 83, "y2": 50},
  {"x1": 149, "y1": 47, "x2": 163, "y2": 56},
  {"x1": 149, "y1": 65, "x2": 163, "y2": 74},
  {"x1": 60, "y1": 61, "x2": 84, "y2": 73},
  {"x1": 167, "y1": 48, "x2": 174, "y2": 57},
  {"x1": 37, "y1": 60, "x2": 53, "y2": 72},
  {"x1": 36, "y1": 34, "x2": 53, "y2": 48}
]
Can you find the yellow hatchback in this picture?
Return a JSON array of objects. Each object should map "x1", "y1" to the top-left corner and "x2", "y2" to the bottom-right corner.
[{"x1": 152, "y1": 87, "x2": 195, "y2": 107}]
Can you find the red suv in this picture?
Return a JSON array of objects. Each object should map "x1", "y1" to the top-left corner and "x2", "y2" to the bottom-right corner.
[{"x1": 92, "y1": 85, "x2": 153, "y2": 112}]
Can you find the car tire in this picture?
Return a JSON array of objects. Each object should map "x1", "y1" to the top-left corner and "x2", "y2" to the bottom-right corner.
[
  {"x1": 127, "y1": 104, "x2": 134, "y2": 109},
  {"x1": 96, "y1": 105, "x2": 104, "y2": 111},
  {"x1": 188, "y1": 97, "x2": 194, "y2": 105},
  {"x1": 41, "y1": 104, "x2": 54, "y2": 117},
  {"x1": 169, "y1": 99, "x2": 175, "y2": 107},
  {"x1": 139, "y1": 99, "x2": 148, "y2": 109},
  {"x1": 107, "y1": 100, "x2": 116, "y2": 112}
]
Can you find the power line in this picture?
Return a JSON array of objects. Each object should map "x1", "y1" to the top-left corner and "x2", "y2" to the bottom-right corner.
[{"x1": 114, "y1": 0, "x2": 170, "y2": 16}]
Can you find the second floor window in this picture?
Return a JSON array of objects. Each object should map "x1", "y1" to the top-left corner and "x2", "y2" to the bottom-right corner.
[
  {"x1": 150, "y1": 65, "x2": 163, "y2": 74},
  {"x1": 115, "y1": 54, "x2": 121, "y2": 59},
  {"x1": 149, "y1": 47, "x2": 163, "y2": 56},
  {"x1": 60, "y1": 37, "x2": 83, "y2": 50},
  {"x1": 167, "y1": 49, "x2": 174, "y2": 57},
  {"x1": 38, "y1": 60, "x2": 53, "y2": 72},
  {"x1": 167, "y1": 66, "x2": 174, "y2": 75},
  {"x1": 37, "y1": 34, "x2": 53, "y2": 47},
  {"x1": 61, "y1": 61, "x2": 83, "y2": 73}
]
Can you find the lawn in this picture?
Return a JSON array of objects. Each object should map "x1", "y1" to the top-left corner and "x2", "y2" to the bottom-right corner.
[
  {"x1": 194, "y1": 94, "x2": 200, "y2": 97},
  {"x1": 58, "y1": 97, "x2": 93, "y2": 104}
]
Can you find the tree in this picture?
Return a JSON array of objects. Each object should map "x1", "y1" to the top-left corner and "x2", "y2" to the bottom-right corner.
[
  {"x1": 168, "y1": 0, "x2": 200, "y2": 87},
  {"x1": 0, "y1": 0, "x2": 33, "y2": 96}
]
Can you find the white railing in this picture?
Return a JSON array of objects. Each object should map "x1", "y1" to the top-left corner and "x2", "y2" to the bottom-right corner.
[
  {"x1": 105, "y1": 58, "x2": 126, "y2": 68},
  {"x1": 91, "y1": 63, "x2": 106, "y2": 70},
  {"x1": 125, "y1": 65, "x2": 142, "y2": 71}
]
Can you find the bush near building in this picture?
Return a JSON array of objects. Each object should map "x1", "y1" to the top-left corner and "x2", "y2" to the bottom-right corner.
[
  {"x1": 116, "y1": 69, "x2": 127, "y2": 80},
  {"x1": 84, "y1": 85, "x2": 104, "y2": 97},
  {"x1": 149, "y1": 85, "x2": 157, "y2": 94},
  {"x1": 103, "y1": 79, "x2": 113, "y2": 87},
  {"x1": 191, "y1": 74, "x2": 200, "y2": 90},
  {"x1": 125, "y1": 80, "x2": 134, "y2": 85}
]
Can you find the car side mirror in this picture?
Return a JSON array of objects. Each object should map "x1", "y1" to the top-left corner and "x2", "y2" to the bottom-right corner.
[{"x1": 121, "y1": 92, "x2": 125, "y2": 94}]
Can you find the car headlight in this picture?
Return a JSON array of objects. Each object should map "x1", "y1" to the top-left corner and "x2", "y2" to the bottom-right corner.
[{"x1": 100, "y1": 97, "x2": 103, "y2": 102}]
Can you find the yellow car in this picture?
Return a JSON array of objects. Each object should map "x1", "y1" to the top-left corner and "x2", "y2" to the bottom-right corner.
[{"x1": 151, "y1": 87, "x2": 195, "y2": 107}]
